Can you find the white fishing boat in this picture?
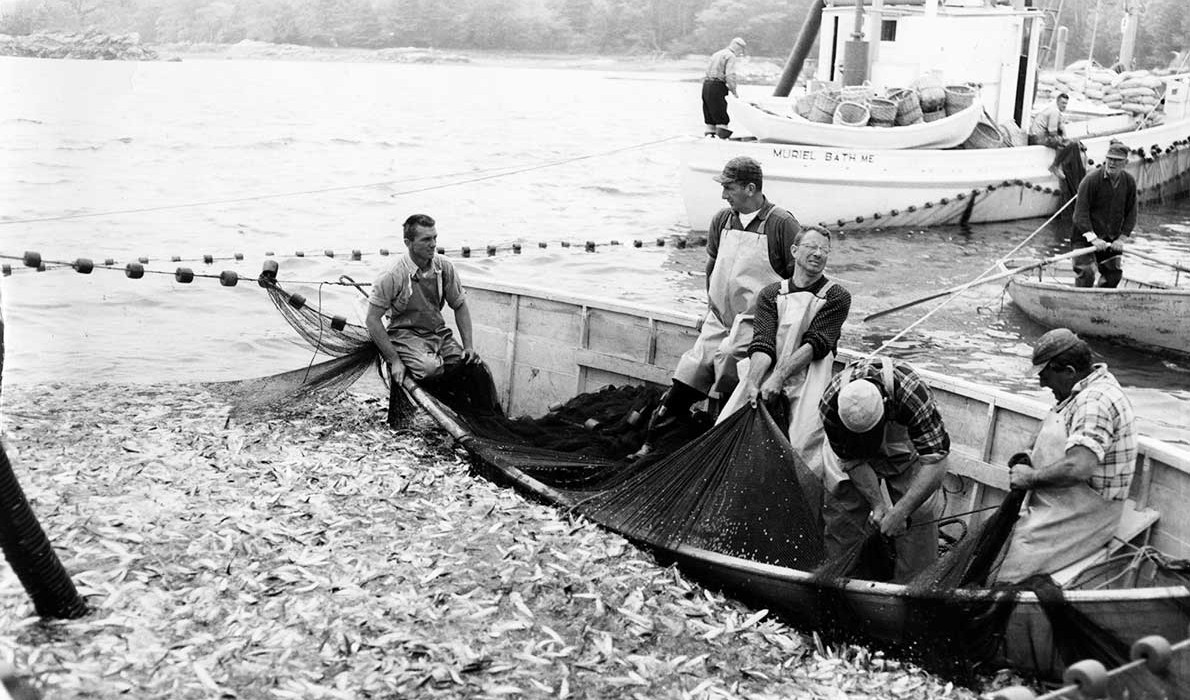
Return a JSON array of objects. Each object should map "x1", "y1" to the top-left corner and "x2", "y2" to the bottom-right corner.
[
  {"x1": 729, "y1": 96, "x2": 982, "y2": 149},
  {"x1": 679, "y1": 0, "x2": 1190, "y2": 232}
]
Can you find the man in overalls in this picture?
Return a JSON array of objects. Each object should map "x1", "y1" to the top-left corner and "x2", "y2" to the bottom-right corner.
[
  {"x1": 365, "y1": 214, "x2": 480, "y2": 386},
  {"x1": 819, "y1": 358, "x2": 952, "y2": 582},
  {"x1": 717, "y1": 226, "x2": 851, "y2": 497},
  {"x1": 993, "y1": 329, "x2": 1137, "y2": 584},
  {"x1": 635, "y1": 156, "x2": 800, "y2": 456}
]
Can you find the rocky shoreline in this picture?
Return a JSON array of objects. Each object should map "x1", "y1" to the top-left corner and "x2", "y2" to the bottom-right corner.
[{"x1": 0, "y1": 31, "x2": 157, "y2": 60}]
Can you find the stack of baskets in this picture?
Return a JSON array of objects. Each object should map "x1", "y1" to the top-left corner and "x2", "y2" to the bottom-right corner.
[
  {"x1": 808, "y1": 89, "x2": 841, "y2": 123},
  {"x1": 833, "y1": 101, "x2": 870, "y2": 127},
  {"x1": 944, "y1": 84, "x2": 978, "y2": 116},
  {"x1": 913, "y1": 74, "x2": 947, "y2": 121}
]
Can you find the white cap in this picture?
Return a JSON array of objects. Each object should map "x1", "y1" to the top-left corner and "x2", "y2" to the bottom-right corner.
[
  {"x1": 838, "y1": 379, "x2": 884, "y2": 433},
  {"x1": 730, "y1": 37, "x2": 746, "y2": 51}
]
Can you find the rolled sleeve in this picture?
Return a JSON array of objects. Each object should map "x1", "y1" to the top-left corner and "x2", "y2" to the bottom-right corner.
[
  {"x1": 369, "y1": 270, "x2": 404, "y2": 312},
  {"x1": 1064, "y1": 390, "x2": 1115, "y2": 463},
  {"x1": 441, "y1": 262, "x2": 466, "y2": 310}
]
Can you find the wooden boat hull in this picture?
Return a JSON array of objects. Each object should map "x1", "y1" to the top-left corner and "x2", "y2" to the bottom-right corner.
[
  {"x1": 728, "y1": 97, "x2": 982, "y2": 149},
  {"x1": 1006, "y1": 271, "x2": 1190, "y2": 357},
  {"x1": 425, "y1": 278, "x2": 1190, "y2": 680},
  {"x1": 679, "y1": 118, "x2": 1190, "y2": 232}
]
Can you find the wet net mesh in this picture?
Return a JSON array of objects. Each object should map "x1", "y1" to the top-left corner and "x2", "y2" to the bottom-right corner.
[{"x1": 232, "y1": 277, "x2": 1190, "y2": 688}]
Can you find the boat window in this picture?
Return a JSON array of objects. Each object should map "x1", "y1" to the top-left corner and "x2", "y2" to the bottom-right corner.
[{"x1": 881, "y1": 20, "x2": 897, "y2": 42}]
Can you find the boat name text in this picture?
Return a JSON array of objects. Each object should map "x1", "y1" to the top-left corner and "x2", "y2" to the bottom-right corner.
[{"x1": 771, "y1": 147, "x2": 875, "y2": 163}]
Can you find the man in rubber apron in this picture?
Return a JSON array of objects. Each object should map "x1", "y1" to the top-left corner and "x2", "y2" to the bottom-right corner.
[
  {"x1": 993, "y1": 328, "x2": 1137, "y2": 584},
  {"x1": 637, "y1": 156, "x2": 800, "y2": 452},
  {"x1": 819, "y1": 358, "x2": 953, "y2": 583},
  {"x1": 717, "y1": 226, "x2": 851, "y2": 506}
]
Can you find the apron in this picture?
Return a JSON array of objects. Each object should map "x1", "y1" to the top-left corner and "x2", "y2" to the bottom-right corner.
[
  {"x1": 673, "y1": 221, "x2": 782, "y2": 396},
  {"x1": 389, "y1": 266, "x2": 446, "y2": 335},
  {"x1": 994, "y1": 408, "x2": 1124, "y2": 584},
  {"x1": 718, "y1": 280, "x2": 837, "y2": 480}
]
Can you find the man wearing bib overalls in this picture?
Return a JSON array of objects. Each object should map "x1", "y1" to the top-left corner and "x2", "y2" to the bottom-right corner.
[
  {"x1": 717, "y1": 226, "x2": 851, "y2": 500},
  {"x1": 819, "y1": 358, "x2": 952, "y2": 582},
  {"x1": 636, "y1": 156, "x2": 800, "y2": 455},
  {"x1": 994, "y1": 328, "x2": 1136, "y2": 584},
  {"x1": 365, "y1": 214, "x2": 480, "y2": 386}
]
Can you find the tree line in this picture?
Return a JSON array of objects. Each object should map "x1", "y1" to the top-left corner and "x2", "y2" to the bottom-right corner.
[{"x1": 0, "y1": 0, "x2": 1184, "y2": 69}]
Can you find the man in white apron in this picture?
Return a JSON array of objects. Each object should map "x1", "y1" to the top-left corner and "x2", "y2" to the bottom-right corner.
[
  {"x1": 634, "y1": 156, "x2": 801, "y2": 455},
  {"x1": 365, "y1": 214, "x2": 480, "y2": 386},
  {"x1": 819, "y1": 358, "x2": 952, "y2": 583},
  {"x1": 717, "y1": 226, "x2": 851, "y2": 499},
  {"x1": 994, "y1": 328, "x2": 1137, "y2": 584}
]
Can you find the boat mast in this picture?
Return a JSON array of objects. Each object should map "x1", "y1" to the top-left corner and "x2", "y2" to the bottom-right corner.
[
  {"x1": 774, "y1": 0, "x2": 826, "y2": 96},
  {"x1": 840, "y1": 0, "x2": 870, "y2": 85},
  {"x1": 1117, "y1": 0, "x2": 1140, "y2": 71}
]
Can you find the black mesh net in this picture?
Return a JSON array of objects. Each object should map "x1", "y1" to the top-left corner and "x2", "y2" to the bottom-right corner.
[{"x1": 231, "y1": 277, "x2": 1190, "y2": 689}]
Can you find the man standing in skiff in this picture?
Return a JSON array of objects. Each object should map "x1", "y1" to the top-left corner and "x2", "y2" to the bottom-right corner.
[
  {"x1": 1071, "y1": 140, "x2": 1137, "y2": 288},
  {"x1": 634, "y1": 156, "x2": 801, "y2": 456}
]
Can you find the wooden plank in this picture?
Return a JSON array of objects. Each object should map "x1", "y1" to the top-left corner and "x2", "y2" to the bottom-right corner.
[
  {"x1": 575, "y1": 349, "x2": 672, "y2": 386},
  {"x1": 948, "y1": 446, "x2": 1010, "y2": 491}
]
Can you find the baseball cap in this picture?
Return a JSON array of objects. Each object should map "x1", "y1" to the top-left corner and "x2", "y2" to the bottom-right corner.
[
  {"x1": 713, "y1": 156, "x2": 763, "y2": 185},
  {"x1": 1106, "y1": 140, "x2": 1129, "y2": 159},
  {"x1": 1030, "y1": 328, "x2": 1083, "y2": 374},
  {"x1": 838, "y1": 379, "x2": 885, "y2": 433}
]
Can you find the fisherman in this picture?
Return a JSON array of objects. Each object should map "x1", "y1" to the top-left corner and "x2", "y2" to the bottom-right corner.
[
  {"x1": 718, "y1": 225, "x2": 851, "y2": 482},
  {"x1": 993, "y1": 328, "x2": 1136, "y2": 584},
  {"x1": 633, "y1": 156, "x2": 800, "y2": 456},
  {"x1": 1028, "y1": 92, "x2": 1070, "y2": 148},
  {"x1": 1071, "y1": 139, "x2": 1137, "y2": 288},
  {"x1": 703, "y1": 37, "x2": 746, "y2": 139},
  {"x1": 365, "y1": 214, "x2": 480, "y2": 386},
  {"x1": 818, "y1": 357, "x2": 952, "y2": 583}
]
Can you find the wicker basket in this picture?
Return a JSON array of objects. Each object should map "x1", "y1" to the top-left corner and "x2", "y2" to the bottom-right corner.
[
  {"x1": 913, "y1": 74, "x2": 946, "y2": 113},
  {"x1": 833, "y1": 101, "x2": 871, "y2": 127},
  {"x1": 868, "y1": 97, "x2": 897, "y2": 127},
  {"x1": 795, "y1": 91, "x2": 817, "y2": 119},
  {"x1": 961, "y1": 121, "x2": 1007, "y2": 149},
  {"x1": 841, "y1": 84, "x2": 875, "y2": 103},
  {"x1": 922, "y1": 108, "x2": 946, "y2": 123},
  {"x1": 945, "y1": 84, "x2": 978, "y2": 115},
  {"x1": 809, "y1": 90, "x2": 841, "y2": 123},
  {"x1": 890, "y1": 88, "x2": 923, "y2": 125}
]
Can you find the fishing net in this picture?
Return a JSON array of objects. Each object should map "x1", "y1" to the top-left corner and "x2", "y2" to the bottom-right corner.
[{"x1": 237, "y1": 276, "x2": 1189, "y2": 688}]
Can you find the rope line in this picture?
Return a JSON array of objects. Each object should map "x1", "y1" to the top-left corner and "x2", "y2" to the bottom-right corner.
[
  {"x1": 0, "y1": 135, "x2": 685, "y2": 226},
  {"x1": 866, "y1": 193, "x2": 1079, "y2": 360}
]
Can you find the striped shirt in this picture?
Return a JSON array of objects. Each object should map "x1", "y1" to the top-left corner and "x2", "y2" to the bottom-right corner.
[
  {"x1": 820, "y1": 358, "x2": 950, "y2": 462},
  {"x1": 748, "y1": 276, "x2": 851, "y2": 362},
  {"x1": 1058, "y1": 364, "x2": 1136, "y2": 501}
]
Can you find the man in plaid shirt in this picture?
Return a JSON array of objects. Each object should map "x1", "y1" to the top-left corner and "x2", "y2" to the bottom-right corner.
[
  {"x1": 996, "y1": 329, "x2": 1137, "y2": 582},
  {"x1": 819, "y1": 357, "x2": 951, "y2": 582}
]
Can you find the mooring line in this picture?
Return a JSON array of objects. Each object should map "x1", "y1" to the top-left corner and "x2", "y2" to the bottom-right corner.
[{"x1": 0, "y1": 135, "x2": 686, "y2": 226}]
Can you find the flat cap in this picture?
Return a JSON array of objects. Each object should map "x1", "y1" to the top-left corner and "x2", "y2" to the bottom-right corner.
[
  {"x1": 713, "y1": 156, "x2": 763, "y2": 185},
  {"x1": 1031, "y1": 328, "x2": 1083, "y2": 374},
  {"x1": 1106, "y1": 140, "x2": 1130, "y2": 159}
]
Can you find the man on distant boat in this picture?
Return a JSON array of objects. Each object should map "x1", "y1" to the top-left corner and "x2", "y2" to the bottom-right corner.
[
  {"x1": 1029, "y1": 92, "x2": 1084, "y2": 195},
  {"x1": 818, "y1": 357, "x2": 952, "y2": 583},
  {"x1": 717, "y1": 225, "x2": 851, "y2": 486},
  {"x1": 993, "y1": 328, "x2": 1136, "y2": 584},
  {"x1": 703, "y1": 37, "x2": 746, "y2": 139},
  {"x1": 633, "y1": 156, "x2": 800, "y2": 456},
  {"x1": 365, "y1": 214, "x2": 480, "y2": 386},
  {"x1": 1071, "y1": 139, "x2": 1137, "y2": 288}
]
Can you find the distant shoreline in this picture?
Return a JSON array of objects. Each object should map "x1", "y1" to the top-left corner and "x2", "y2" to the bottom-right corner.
[{"x1": 152, "y1": 40, "x2": 787, "y2": 83}]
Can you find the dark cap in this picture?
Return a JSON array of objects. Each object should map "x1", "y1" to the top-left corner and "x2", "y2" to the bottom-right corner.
[
  {"x1": 1106, "y1": 140, "x2": 1129, "y2": 159},
  {"x1": 713, "y1": 156, "x2": 763, "y2": 186},
  {"x1": 1031, "y1": 328, "x2": 1083, "y2": 374}
]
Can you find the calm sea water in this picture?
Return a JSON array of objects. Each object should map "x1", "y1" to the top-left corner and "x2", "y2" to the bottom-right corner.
[{"x1": 1, "y1": 55, "x2": 1188, "y2": 444}]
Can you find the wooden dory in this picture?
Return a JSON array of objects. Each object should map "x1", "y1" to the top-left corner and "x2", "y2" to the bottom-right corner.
[
  {"x1": 415, "y1": 276, "x2": 1190, "y2": 681},
  {"x1": 1003, "y1": 261, "x2": 1190, "y2": 358}
]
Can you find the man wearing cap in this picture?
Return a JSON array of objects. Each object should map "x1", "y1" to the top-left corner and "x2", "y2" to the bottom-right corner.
[
  {"x1": 1071, "y1": 139, "x2": 1137, "y2": 288},
  {"x1": 634, "y1": 156, "x2": 800, "y2": 456},
  {"x1": 717, "y1": 225, "x2": 851, "y2": 491},
  {"x1": 703, "y1": 37, "x2": 746, "y2": 138},
  {"x1": 818, "y1": 358, "x2": 951, "y2": 582},
  {"x1": 994, "y1": 329, "x2": 1136, "y2": 584},
  {"x1": 366, "y1": 214, "x2": 480, "y2": 386}
]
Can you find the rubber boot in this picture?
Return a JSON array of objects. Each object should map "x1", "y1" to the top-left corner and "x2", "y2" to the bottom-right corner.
[
  {"x1": 629, "y1": 381, "x2": 704, "y2": 459},
  {"x1": 716, "y1": 126, "x2": 733, "y2": 139}
]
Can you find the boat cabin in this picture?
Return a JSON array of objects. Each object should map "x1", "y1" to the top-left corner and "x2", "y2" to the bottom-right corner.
[{"x1": 815, "y1": 0, "x2": 1044, "y2": 126}]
